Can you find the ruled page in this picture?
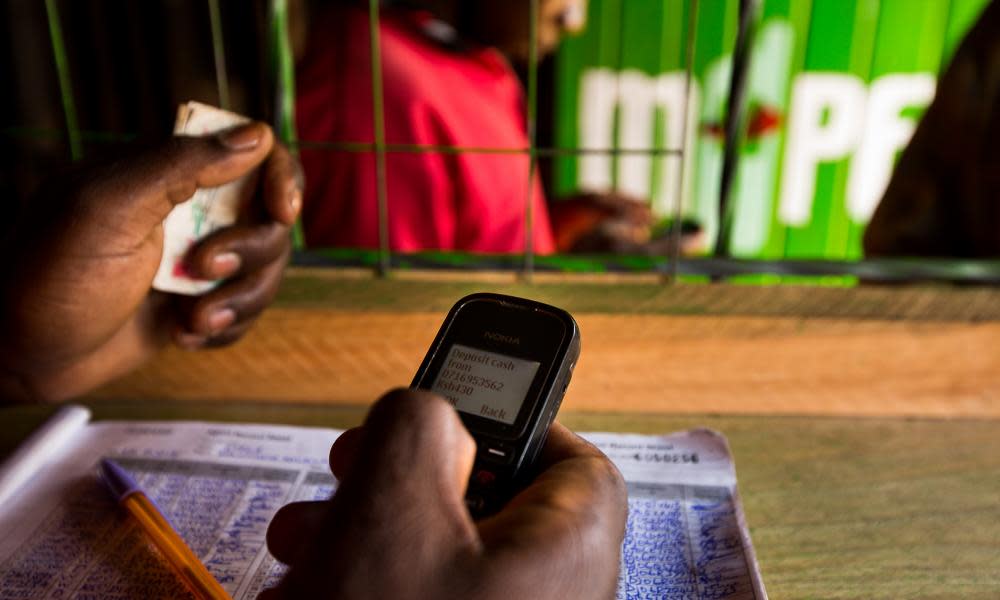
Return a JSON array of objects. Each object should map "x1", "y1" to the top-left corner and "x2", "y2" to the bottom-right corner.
[
  {"x1": 0, "y1": 421, "x2": 340, "y2": 600},
  {"x1": 0, "y1": 424, "x2": 764, "y2": 600},
  {"x1": 589, "y1": 430, "x2": 767, "y2": 600}
]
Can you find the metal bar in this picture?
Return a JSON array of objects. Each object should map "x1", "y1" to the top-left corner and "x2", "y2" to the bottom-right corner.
[
  {"x1": 368, "y1": 0, "x2": 390, "y2": 277},
  {"x1": 207, "y1": 0, "x2": 231, "y2": 110},
  {"x1": 668, "y1": 0, "x2": 699, "y2": 283},
  {"x1": 43, "y1": 0, "x2": 81, "y2": 160},
  {"x1": 524, "y1": 0, "x2": 540, "y2": 281},
  {"x1": 713, "y1": 0, "x2": 762, "y2": 258},
  {"x1": 612, "y1": 0, "x2": 627, "y2": 190},
  {"x1": 290, "y1": 250, "x2": 1000, "y2": 285},
  {"x1": 1, "y1": 127, "x2": 135, "y2": 143},
  {"x1": 294, "y1": 141, "x2": 685, "y2": 156},
  {"x1": 0, "y1": 127, "x2": 688, "y2": 156},
  {"x1": 268, "y1": 0, "x2": 305, "y2": 248}
]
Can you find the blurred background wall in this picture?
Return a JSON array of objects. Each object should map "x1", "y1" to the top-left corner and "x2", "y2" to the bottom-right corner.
[
  {"x1": 0, "y1": 0, "x2": 276, "y2": 204},
  {"x1": 1, "y1": 0, "x2": 991, "y2": 263},
  {"x1": 554, "y1": 0, "x2": 991, "y2": 260}
]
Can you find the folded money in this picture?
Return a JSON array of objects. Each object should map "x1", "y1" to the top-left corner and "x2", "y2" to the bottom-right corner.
[{"x1": 152, "y1": 101, "x2": 253, "y2": 296}]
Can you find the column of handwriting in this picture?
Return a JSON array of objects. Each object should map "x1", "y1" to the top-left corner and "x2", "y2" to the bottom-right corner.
[
  {"x1": 618, "y1": 483, "x2": 698, "y2": 599},
  {"x1": 238, "y1": 470, "x2": 337, "y2": 600},
  {"x1": 71, "y1": 522, "x2": 192, "y2": 600},
  {"x1": 617, "y1": 483, "x2": 757, "y2": 600},
  {"x1": 116, "y1": 458, "x2": 301, "y2": 597},
  {"x1": 684, "y1": 487, "x2": 755, "y2": 600},
  {"x1": 203, "y1": 467, "x2": 300, "y2": 595},
  {"x1": 0, "y1": 475, "x2": 195, "y2": 600},
  {"x1": 0, "y1": 480, "x2": 123, "y2": 599},
  {"x1": 69, "y1": 463, "x2": 214, "y2": 599},
  {"x1": 63, "y1": 458, "x2": 247, "y2": 599}
]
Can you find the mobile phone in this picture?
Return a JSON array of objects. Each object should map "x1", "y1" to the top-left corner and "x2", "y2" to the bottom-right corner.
[{"x1": 411, "y1": 293, "x2": 581, "y2": 517}]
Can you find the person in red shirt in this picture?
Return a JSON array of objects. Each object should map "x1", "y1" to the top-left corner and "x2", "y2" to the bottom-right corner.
[{"x1": 296, "y1": 0, "x2": 652, "y2": 255}]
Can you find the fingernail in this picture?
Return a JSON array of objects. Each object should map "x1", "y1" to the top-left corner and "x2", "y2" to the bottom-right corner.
[
  {"x1": 212, "y1": 252, "x2": 242, "y2": 277},
  {"x1": 209, "y1": 308, "x2": 237, "y2": 334},
  {"x1": 289, "y1": 189, "x2": 302, "y2": 218},
  {"x1": 219, "y1": 124, "x2": 262, "y2": 151},
  {"x1": 175, "y1": 332, "x2": 207, "y2": 350}
]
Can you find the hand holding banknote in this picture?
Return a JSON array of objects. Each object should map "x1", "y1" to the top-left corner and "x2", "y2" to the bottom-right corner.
[{"x1": 0, "y1": 120, "x2": 300, "y2": 402}]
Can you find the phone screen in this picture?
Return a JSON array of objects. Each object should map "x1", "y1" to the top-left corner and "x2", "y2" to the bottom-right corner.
[{"x1": 429, "y1": 343, "x2": 541, "y2": 425}]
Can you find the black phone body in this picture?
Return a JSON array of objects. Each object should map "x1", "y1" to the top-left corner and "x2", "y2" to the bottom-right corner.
[{"x1": 411, "y1": 293, "x2": 580, "y2": 516}]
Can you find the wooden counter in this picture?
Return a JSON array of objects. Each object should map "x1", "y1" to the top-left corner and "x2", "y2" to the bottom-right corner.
[
  {"x1": 7, "y1": 269, "x2": 1000, "y2": 595},
  {"x1": 2, "y1": 402, "x2": 998, "y2": 598},
  {"x1": 88, "y1": 269, "x2": 1000, "y2": 417}
]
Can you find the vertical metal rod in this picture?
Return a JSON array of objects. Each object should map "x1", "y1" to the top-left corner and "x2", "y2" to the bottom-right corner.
[
  {"x1": 43, "y1": 0, "x2": 82, "y2": 160},
  {"x1": 611, "y1": 0, "x2": 627, "y2": 190},
  {"x1": 369, "y1": 0, "x2": 390, "y2": 276},
  {"x1": 268, "y1": 0, "x2": 304, "y2": 248},
  {"x1": 713, "y1": 0, "x2": 761, "y2": 258},
  {"x1": 523, "y1": 0, "x2": 540, "y2": 282},
  {"x1": 208, "y1": 0, "x2": 231, "y2": 110},
  {"x1": 668, "y1": 0, "x2": 699, "y2": 283}
]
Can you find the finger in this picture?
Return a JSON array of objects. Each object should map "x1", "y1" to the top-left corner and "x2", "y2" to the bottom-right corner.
[
  {"x1": 627, "y1": 203, "x2": 654, "y2": 225},
  {"x1": 276, "y1": 390, "x2": 481, "y2": 597},
  {"x1": 329, "y1": 427, "x2": 363, "y2": 480},
  {"x1": 170, "y1": 316, "x2": 252, "y2": 351},
  {"x1": 535, "y1": 421, "x2": 607, "y2": 468},
  {"x1": 266, "y1": 501, "x2": 330, "y2": 565},
  {"x1": 607, "y1": 197, "x2": 653, "y2": 224},
  {"x1": 262, "y1": 142, "x2": 304, "y2": 226},
  {"x1": 475, "y1": 425, "x2": 628, "y2": 599},
  {"x1": 322, "y1": 389, "x2": 480, "y2": 564},
  {"x1": 497, "y1": 424, "x2": 624, "y2": 519},
  {"x1": 176, "y1": 244, "x2": 288, "y2": 338},
  {"x1": 256, "y1": 588, "x2": 282, "y2": 600},
  {"x1": 94, "y1": 123, "x2": 275, "y2": 231},
  {"x1": 168, "y1": 123, "x2": 274, "y2": 195},
  {"x1": 184, "y1": 222, "x2": 291, "y2": 280},
  {"x1": 344, "y1": 389, "x2": 477, "y2": 525},
  {"x1": 593, "y1": 193, "x2": 653, "y2": 223}
]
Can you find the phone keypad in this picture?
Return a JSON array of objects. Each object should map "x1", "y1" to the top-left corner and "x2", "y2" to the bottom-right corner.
[
  {"x1": 473, "y1": 469, "x2": 497, "y2": 487},
  {"x1": 479, "y1": 441, "x2": 515, "y2": 465}
]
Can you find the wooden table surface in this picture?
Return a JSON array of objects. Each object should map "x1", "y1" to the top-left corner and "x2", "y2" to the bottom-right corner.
[
  {"x1": 88, "y1": 269, "x2": 1000, "y2": 417},
  {"x1": 7, "y1": 270, "x2": 1000, "y2": 596},
  {"x1": 2, "y1": 401, "x2": 998, "y2": 599}
]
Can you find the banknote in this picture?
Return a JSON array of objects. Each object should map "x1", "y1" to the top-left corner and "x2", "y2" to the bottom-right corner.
[{"x1": 152, "y1": 101, "x2": 253, "y2": 295}]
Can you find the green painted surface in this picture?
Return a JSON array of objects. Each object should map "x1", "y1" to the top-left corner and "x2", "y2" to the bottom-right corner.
[
  {"x1": 783, "y1": 0, "x2": 870, "y2": 261},
  {"x1": 553, "y1": 0, "x2": 990, "y2": 261}
]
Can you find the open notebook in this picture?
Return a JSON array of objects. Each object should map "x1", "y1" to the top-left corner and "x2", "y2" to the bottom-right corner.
[{"x1": 0, "y1": 406, "x2": 766, "y2": 599}]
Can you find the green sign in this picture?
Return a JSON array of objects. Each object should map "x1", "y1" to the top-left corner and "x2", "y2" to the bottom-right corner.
[{"x1": 554, "y1": 0, "x2": 989, "y2": 259}]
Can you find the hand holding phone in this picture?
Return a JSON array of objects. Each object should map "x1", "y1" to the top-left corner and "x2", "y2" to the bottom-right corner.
[
  {"x1": 263, "y1": 388, "x2": 628, "y2": 600},
  {"x1": 411, "y1": 293, "x2": 580, "y2": 516}
]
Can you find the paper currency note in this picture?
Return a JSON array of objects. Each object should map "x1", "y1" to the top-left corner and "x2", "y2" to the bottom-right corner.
[{"x1": 152, "y1": 101, "x2": 253, "y2": 295}]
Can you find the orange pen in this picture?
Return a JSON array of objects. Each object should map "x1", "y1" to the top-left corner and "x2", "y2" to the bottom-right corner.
[{"x1": 98, "y1": 458, "x2": 233, "y2": 600}]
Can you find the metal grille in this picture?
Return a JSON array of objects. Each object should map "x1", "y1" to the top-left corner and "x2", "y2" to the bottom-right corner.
[{"x1": 7, "y1": 0, "x2": 1000, "y2": 284}]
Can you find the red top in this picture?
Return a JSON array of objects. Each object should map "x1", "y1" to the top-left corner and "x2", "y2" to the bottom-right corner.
[{"x1": 296, "y1": 5, "x2": 555, "y2": 254}]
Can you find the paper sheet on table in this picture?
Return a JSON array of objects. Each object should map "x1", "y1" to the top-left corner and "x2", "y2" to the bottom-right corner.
[
  {"x1": 591, "y1": 430, "x2": 767, "y2": 599},
  {"x1": 0, "y1": 419, "x2": 765, "y2": 599}
]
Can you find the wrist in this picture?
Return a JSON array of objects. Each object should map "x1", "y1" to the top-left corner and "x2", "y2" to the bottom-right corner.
[
  {"x1": 0, "y1": 301, "x2": 56, "y2": 403},
  {"x1": 0, "y1": 366, "x2": 35, "y2": 404},
  {"x1": 0, "y1": 312, "x2": 32, "y2": 403},
  {"x1": 0, "y1": 339, "x2": 69, "y2": 403}
]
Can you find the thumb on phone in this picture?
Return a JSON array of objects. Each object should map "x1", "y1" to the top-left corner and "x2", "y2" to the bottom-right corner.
[{"x1": 267, "y1": 389, "x2": 481, "y2": 598}]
